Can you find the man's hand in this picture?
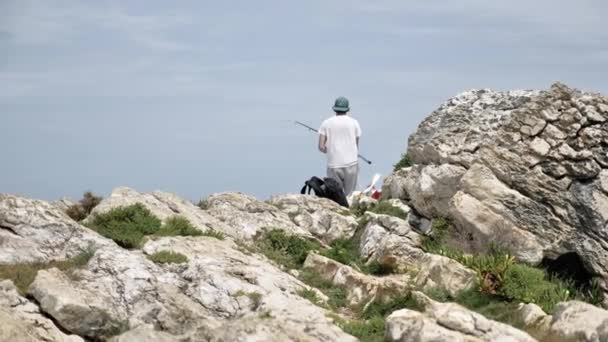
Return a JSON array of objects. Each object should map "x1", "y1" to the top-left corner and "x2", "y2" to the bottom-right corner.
[{"x1": 318, "y1": 134, "x2": 327, "y2": 153}]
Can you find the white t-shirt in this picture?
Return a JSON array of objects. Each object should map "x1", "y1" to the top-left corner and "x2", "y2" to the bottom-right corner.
[{"x1": 319, "y1": 115, "x2": 362, "y2": 169}]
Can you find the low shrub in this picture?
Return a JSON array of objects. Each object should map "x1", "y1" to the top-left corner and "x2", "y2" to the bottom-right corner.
[
  {"x1": 455, "y1": 288, "x2": 522, "y2": 327},
  {"x1": 197, "y1": 198, "x2": 209, "y2": 210},
  {"x1": 66, "y1": 191, "x2": 103, "y2": 222},
  {"x1": 393, "y1": 153, "x2": 412, "y2": 171},
  {"x1": 339, "y1": 316, "x2": 385, "y2": 342},
  {"x1": 258, "y1": 229, "x2": 321, "y2": 269},
  {"x1": 299, "y1": 270, "x2": 348, "y2": 310},
  {"x1": 297, "y1": 288, "x2": 324, "y2": 306},
  {"x1": 87, "y1": 204, "x2": 161, "y2": 248},
  {"x1": 201, "y1": 228, "x2": 226, "y2": 240},
  {"x1": 361, "y1": 294, "x2": 419, "y2": 319},
  {"x1": 156, "y1": 216, "x2": 202, "y2": 237},
  {"x1": 0, "y1": 249, "x2": 95, "y2": 294},
  {"x1": 147, "y1": 251, "x2": 188, "y2": 264},
  {"x1": 501, "y1": 264, "x2": 570, "y2": 313},
  {"x1": 321, "y1": 238, "x2": 360, "y2": 267}
]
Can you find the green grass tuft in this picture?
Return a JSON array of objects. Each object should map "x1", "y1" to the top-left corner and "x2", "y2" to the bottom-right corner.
[
  {"x1": 197, "y1": 198, "x2": 209, "y2": 210},
  {"x1": 297, "y1": 288, "x2": 324, "y2": 307},
  {"x1": 361, "y1": 294, "x2": 420, "y2": 319},
  {"x1": 201, "y1": 228, "x2": 226, "y2": 240},
  {"x1": 258, "y1": 229, "x2": 321, "y2": 269},
  {"x1": 299, "y1": 270, "x2": 348, "y2": 310},
  {"x1": 393, "y1": 153, "x2": 412, "y2": 171},
  {"x1": 340, "y1": 316, "x2": 386, "y2": 342},
  {"x1": 156, "y1": 216, "x2": 202, "y2": 237},
  {"x1": 87, "y1": 204, "x2": 162, "y2": 249},
  {"x1": 422, "y1": 218, "x2": 599, "y2": 313},
  {"x1": 0, "y1": 249, "x2": 96, "y2": 295},
  {"x1": 147, "y1": 251, "x2": 188, "y2": 264}
]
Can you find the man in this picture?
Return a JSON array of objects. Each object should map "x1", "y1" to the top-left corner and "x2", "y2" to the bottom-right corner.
[{"x1": 318, "y1": 96, "x2": 361, "y2": 196}]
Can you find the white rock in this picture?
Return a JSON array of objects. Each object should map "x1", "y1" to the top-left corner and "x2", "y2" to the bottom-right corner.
[
  {"x1": 546, "y1": 301, "x2": 608, "y2": 342},
  {"x1": 386, "y1": 292, "x2": 536, "y2": 342},
  {"x1": 268, "y1": 194, "x2": 357, "y2": 243}
]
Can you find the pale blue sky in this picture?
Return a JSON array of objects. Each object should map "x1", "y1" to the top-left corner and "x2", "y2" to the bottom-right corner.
[{"x1": 1, "y1": 0, "x2": 607, "y2": 201}]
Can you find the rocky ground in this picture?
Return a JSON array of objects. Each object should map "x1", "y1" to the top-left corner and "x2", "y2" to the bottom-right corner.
[{"x1": 2, "y1": 83, "x2": 608, "y2": 341}]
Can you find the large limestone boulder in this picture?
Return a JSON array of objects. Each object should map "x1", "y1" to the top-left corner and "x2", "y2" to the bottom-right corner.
[
  {"x1": 268, "y1": 194, "x2": 358, "y2": 243},
  {"x1": 386, "y1": 83, "x2": 608, "y2": 294},
  {"x1": 0, "y1": 280, "x2": 83, "y2": 342},
  {"x1": 386, "y1": 292, "x2": 536, "y2": 342},
  {"x1": 0, "y1": 194, "x2": 111, "y2": 264}
]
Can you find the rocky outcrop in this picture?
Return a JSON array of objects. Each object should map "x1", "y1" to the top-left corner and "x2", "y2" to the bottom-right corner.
[
  {"x1": 359, "y1": 212, "x2": 476, "y2": 296},
  {"x1": 204, "y1": 192, "x2": 314, "y2": 241},
  {"x1": 303, "y1": 253, "x2": 413, "y2": 306},
  {"x1": 545, "y1": 301, "x2": 608, "y2": 342},
  {"x1": 0, "y1": 194, "x2": 111, "y2": 264},
  {"x1": 1, "y1": 192, "x2": 356, "y2": 341},
  {"x1": 386, "y1": 292, "x2": 536, "y2": 342},
  {"x1": 0, "y1": 280, "x2": 83, "y2": 342},
  {"x1": 268, "y1": 194, "x2": 358, "y2": 243},
  {"x1": 514, "y1": 303, "x2": 552, "y2": 340},
  {"x1": 385, "y1": 83, "x2": 608, "y2": 295},
  {"x1": 89, "y1": 187, "x2": 232, "y2": 237}
]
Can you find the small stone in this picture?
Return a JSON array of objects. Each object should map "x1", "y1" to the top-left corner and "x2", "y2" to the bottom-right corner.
[{"x1": 529, "y1": 138, "x2": 551, "y2": 156}]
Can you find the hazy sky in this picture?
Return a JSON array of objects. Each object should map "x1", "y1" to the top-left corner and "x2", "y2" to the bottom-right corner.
[{"x1": 1, "y1": 0, "x2": 607, "y2": 202}]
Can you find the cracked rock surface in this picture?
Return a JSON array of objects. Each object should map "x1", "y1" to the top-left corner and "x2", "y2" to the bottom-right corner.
[{"x1": 384, "y1": 83, "x2": 608, "y2": 297}]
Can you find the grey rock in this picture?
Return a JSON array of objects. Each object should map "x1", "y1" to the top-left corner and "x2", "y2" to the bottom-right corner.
[
  {"x1": 386, "y1": 291, "x2": 536, "y2": 342},
  {"x1": 387, "y1": 83, "x2": 608, "y2": 295},
  {"x1": 546, "y1": 301, "x2": 608, "y2": 342},
  {"x1": 205, "y1": 192, "x2": 313, "y2": 241},
  {"x1": 267, "y1": 194, "x2": 357, "y2": 243},
  {"x1": 0, "y1": 194, "x2": 111, "y2": 264},
  {"x1": 0, "y1": 280, "x2": 83, "y2": 342}
]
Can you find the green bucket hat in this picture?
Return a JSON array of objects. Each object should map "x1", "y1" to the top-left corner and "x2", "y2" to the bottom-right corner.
[{"x1": 332, "y1": 96, "x2": 350, "y2": 112}]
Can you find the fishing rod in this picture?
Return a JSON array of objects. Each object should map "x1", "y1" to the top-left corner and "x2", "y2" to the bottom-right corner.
[{"x1": 294, "y1": 121, "x2": 373, "y2": 165}]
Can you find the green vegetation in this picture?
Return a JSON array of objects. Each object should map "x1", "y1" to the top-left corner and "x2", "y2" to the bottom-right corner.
[
  {"x1": 197, "y1": 198, "x2": 209, "y2": 210},
  {"x1": 88, "y1": 205, "x2": 223, "y2": 248},
  {"x1": 156, "y1": 216, "x2": 202, "y2": 237},
  {"x1": 200, "y1": 228, "x2": 226, "y2": 240},
  {"x1": 297, "y1": 288, "x2": 324, "y2": 306},
  {"x1": 368, "y1": 200, "x2": 409, "y2": 220},
  {"x1": 422, "y1": 217, "x2": 600, "y2": 313},
  {"x1": 247, "y1": 291, "x2": 263, "y2": 310},
  {"x1": 257, "y1": 228, "x2": 394, "y2": 277},
  {"x1": 339, "y1": 316, "x2": 386, "y2": 342},
  {"x1": 329, "y1": 294, "x2": 421, "y2": 342},
  {"x1": 0, "y1": 249, "x2": 95, "y2": 294},
  {"x1": 87, "y1": 204, "x2": 162, "y2": 248},
  {"x1": 147, "y1": 251, "x2": 188, "y2": 264},
  {"x1": 300, "y1": 270, "x2": 348, "y2": 310},
  {"x1": 258, "y1": 229, "x2": 321, "y2": 269},
  {"x1": 393, "y1": 153, "x2": 412, "y2": 171},
  {"x1": 259, "y1": 310, "x2": 273, "y2": 319},
  {"x1": 455, "y1": 289, "x2": 522, "y2": 327},
  {"x1": 66, "y1": 191, "x2": 103, "y2": 222}
]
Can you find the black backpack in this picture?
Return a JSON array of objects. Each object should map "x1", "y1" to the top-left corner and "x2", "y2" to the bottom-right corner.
[{"x1": 300, "y1": 176, "x2": 349, "y2": 208}]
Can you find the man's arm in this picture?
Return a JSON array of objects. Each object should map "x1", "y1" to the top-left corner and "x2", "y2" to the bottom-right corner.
[{"x1": 319, "y1": 134, "x2": 327, "y2": 153}]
